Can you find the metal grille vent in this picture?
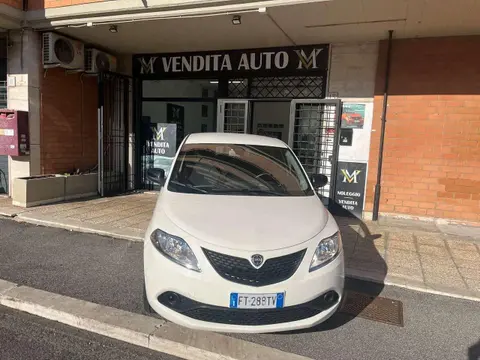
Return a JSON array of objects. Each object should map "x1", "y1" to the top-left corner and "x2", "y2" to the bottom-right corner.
[
  {"x1": 251, "y1": 76, "x2": 324, "y2": 98},
  {"x1": 42, "y1": 33, "x2": 51, "y2": 63},
  {"x1": 228, "y1": 79, "x2": 248, "y2": 98},
  {"x1": 85, "y1": 49, "x2": 93, "y2": 71}
]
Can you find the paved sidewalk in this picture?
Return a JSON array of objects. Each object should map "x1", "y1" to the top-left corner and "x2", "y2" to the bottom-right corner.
[{"x1": 1, "y1": 193, "x2": 479, "y2": 300}]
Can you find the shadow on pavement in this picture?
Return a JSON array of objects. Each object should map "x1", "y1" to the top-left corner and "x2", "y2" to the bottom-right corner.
[
  {"x1": 469, "y1": 340, "x2": 480, "y2": 360},
  {"x1": 281, "y1": 199, "x2": 388, "y2": 334}
]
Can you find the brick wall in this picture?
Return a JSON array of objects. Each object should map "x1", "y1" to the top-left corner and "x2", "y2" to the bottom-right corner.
[
  {"x1": 41, "y1": 68, "x2": 98, "y2": 174},
  {"x1": 366, "y1": 36, "x2": 480, "y2": 223},
  {"x1": 0, "y1": 0, "x2": 22, "y2": 8},
  {"x1": 28, "y1": 0, "x2": 103, "y2": 10}
]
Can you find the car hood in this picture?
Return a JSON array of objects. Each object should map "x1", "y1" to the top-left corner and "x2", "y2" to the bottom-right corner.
[{"x1": 159, "y1": 192, "x2": 328, "y2": 251}]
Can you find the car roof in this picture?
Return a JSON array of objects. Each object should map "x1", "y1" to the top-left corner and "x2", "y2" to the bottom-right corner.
[{"x1": 184, "y1": 132, "x2": 289, "y2": 148}]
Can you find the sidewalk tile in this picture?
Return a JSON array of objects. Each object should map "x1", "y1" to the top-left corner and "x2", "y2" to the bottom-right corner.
[
  {"x1": 446, "y1": 240, "x2": 479, "y2": 252},
  {"x1": 420, "y1": 254, "x2": 456, "y2": 268},
  {"x1": 388, "y1": 265, "x2": 424, "y2": 282},
  {"x1": 345, "y1": 258, "x2": 387, "y2": 274},
  {"x1": 387, "y1": 249, "x2": 421, "y2": 264},
  {"x1": 416, "y1": 235, "x2": 446, "y2": 247},
  {"x1": 458, "y1": 267, "x2": 480, "y2": 281},
  {"x1": 388, "y1": 232, "x2": 415, "y2": 242},
  {"x1": 351, "y1": 247, "x2": 385, "y2": 262},
  {"x1": 418, "y1": 244, "x2": 451, "y2": 258},
  {"x1": 388, "y1": 240, "x2": 416, "y2": 252},
  {"x1": 451, "y1": 249, "x2": 480, "y2": 262},
  {"x1": 453, "y1": 258, "x2": 479, "y2": 270},
  {"x1": 464, "y1": 278, "x2": 480, "y2": 293}
]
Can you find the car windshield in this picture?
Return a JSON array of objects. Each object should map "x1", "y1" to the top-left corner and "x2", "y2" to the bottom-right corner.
[{"x1": 167, "y1": 143, "x2": 314, "y2": 196}]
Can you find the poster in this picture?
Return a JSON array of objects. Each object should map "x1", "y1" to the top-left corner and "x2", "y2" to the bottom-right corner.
[
  {"x1": 341, "y1": 103, "x2": 365, "y2": 129},
  {"x1": 333, "y1": 161, "x2": 367, "y2": 218},
  {"x1": 143, "y1": 123, "x2": 177, "y2": 182}
]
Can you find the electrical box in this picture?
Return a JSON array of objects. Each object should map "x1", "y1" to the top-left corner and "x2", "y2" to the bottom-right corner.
[{"x1": 0, "y1": 110, "x2": 30, "y2": 156}]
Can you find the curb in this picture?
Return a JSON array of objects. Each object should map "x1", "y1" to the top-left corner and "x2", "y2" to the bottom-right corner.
[
  {"x1": 346, "y1": 269, "x2": 480, "y2": 303},
  {"x1": 0, "y1": 280, "x2": 312, "y2": 360},
  {"x1": 14, "y1": 214, "x2": 144, "y2": 242}
]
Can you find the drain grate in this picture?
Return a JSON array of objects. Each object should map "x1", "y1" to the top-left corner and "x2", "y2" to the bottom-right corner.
[{"x1": 338, "y1": 291, "x2": 404, "y2": 327}]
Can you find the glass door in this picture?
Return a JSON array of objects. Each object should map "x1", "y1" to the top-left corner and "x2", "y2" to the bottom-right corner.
[{"x1": 216, "y1": 100, "x2": 249, "y2": 133}]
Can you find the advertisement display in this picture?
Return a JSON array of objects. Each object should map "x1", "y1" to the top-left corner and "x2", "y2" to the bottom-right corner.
[
  {"x1": 341, "y1": 103, "x2": 365, "y2": 129},
  {"x1": 142, "y1": 123, "x2": 177, "y2": 183},
  {"x1": 334, "y1": 161, "x2": 367, "y2": 218}
]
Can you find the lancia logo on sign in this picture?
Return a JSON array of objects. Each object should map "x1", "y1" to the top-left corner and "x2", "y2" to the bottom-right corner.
[{"x1": 250, "y1": 254, "x2": 264, "y2": 269}]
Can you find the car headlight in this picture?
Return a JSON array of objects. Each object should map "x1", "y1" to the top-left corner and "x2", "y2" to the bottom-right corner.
[
  {"x1": 150, "y1": 229, "x2": 201, "y2": 272},
  {"x1": 309, "y1": 232, "x2": 342, "y2": 272}
]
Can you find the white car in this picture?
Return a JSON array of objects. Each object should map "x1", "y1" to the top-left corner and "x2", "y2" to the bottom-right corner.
[{"x1": 143, "y1": 133, "x2": 345, "y2": 333}]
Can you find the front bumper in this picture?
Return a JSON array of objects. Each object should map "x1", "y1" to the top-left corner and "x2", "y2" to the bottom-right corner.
[{"x1": 144, "y1": 236, "x2": 345, "y2": 333}]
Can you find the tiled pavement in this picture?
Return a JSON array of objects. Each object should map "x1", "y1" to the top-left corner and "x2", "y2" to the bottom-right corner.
[{"x1": 1, "y1": 193, "x2": 479, "y2": 300}]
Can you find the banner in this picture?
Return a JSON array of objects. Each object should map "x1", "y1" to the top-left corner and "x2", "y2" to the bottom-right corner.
[
  {"x1": 133, "y1": 44, "x2": 329, "y2": 78},
  {"x1": 334, "y1": 162, "x2": 367, "y2": 218}
]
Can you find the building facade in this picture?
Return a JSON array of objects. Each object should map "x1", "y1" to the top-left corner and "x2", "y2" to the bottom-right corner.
[{"x1": 0, "y1": 0, "x2": 479, "y2": 223}]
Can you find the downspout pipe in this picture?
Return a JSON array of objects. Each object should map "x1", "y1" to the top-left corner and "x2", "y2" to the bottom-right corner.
[{"x1": 372, "y1": 29, "x2": 394, "y2": 221}]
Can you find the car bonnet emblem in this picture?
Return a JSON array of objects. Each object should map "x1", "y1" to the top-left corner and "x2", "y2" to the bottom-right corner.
[{"x1": 250, "y1": 254, "x2": 264, "y2": 269}]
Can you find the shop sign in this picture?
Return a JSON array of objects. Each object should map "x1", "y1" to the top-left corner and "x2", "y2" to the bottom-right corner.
[
  {"x1": 334, "y1": 161, "x2": 367, "y2": 218},
  {"x1": 133, "y1": 44, "x2": 329, "y2": 78},
  {"x1": 143, "y1": 123, "x2": 177, "y2": 179}
]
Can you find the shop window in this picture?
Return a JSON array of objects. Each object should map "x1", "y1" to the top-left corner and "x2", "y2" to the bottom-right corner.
[{"x1": 142, "y1": 79, "x2": 218, "y2": 98}]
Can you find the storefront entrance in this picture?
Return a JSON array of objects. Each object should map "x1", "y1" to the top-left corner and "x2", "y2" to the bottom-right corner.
[{"x1": 133, "y1": 44, "x2": 343, "y2": 204}]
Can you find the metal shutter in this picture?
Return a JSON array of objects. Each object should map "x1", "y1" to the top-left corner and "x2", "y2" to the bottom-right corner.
[{"x1": 0, "y1": 155, "x2": 8, "y2": 194}]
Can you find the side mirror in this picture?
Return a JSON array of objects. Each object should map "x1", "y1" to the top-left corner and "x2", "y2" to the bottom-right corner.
[
  {"x1": 146, "y1": 168, "x2": 165, "y2": 185},
  {"x1": 311, "y1": 174, "x2": 328, "y2": 188}
]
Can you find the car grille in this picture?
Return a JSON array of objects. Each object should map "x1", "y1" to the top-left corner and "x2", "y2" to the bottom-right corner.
[
  {"x1": 202, "y1": 248, "x2": 306, "y2": 287},
  {"x1": 158, "y1": 291, "x2": 340, "y2": 326}
]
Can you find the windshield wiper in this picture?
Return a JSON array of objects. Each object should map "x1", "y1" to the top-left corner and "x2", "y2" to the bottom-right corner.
[
  {"x1": 210, "y1": 188, "x2": 284, "y2": 196},
  {"x1": 169, "y1": 181, "x2": 207, "y2": 194}
]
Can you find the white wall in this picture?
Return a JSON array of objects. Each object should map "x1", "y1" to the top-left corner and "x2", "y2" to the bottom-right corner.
[
  {"x1": 327, "y1": 41, "x2": 378, "y2": 99},
  {"x1": 252, "y1": 102, "x2": 290, "y2": 143},
  {"x1": 6, "y1": 30, "x2": 42, "y2": 195},
  {"x1": 326, "y1": 41, "x2": 378, "y2": 164}
]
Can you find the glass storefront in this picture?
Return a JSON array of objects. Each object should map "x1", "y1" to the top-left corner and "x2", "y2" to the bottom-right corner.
[{"x1": 140, "y1": 80, "x2": 218, "y2": 189}]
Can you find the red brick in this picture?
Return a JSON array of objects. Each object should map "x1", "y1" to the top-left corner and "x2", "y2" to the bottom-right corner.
[
  {"x1": 455, "y1": 193, "x2": 472, "y2": 200},
  {"x1": 41, "y1": 68, "x2": 98, "y2": 174}
]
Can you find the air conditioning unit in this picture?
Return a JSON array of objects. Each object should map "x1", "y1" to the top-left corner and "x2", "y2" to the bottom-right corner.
[
  {"x1": 85, "y1": 48, "x2": 117, "y2": 73},
  {"x1": 42, "y1": 32, "x2": 85, "y2": 70}
]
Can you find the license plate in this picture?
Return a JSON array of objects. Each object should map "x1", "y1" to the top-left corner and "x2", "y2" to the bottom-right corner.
[{"x1": 229, "y1": 292, "x2": 285, "y2": 309}]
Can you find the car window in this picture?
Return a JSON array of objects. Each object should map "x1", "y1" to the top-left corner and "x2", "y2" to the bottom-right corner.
[{"x1": 167, "y1": 143, "x2": 314, "y2": 196}]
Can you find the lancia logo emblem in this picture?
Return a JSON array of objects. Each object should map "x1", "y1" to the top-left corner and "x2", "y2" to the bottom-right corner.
[{"x1": 250, "y1": 254, "x2": 264, "y2": 269}]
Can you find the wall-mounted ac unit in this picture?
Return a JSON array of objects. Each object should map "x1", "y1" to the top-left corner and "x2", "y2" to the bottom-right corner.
[
  {"x1": 42, "y1": 32, "x2": 85, "y2": 70},
  {"x1": 85, "y1": 48, "x2": 117, "y2": 73}
]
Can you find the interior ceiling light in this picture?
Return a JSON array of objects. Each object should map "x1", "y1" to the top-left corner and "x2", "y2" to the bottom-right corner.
[
  {"x1": 109, "y1": 25, "x2": 118, "y2": 33},
  {"x1": 232, "y1": 15, "x2": 241, "y2": 25}
]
